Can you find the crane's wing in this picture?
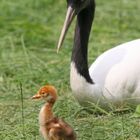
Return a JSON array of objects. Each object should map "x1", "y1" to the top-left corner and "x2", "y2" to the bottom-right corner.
[{"x1": 89, "y1": 39, "x2": 140, "y2": 87}]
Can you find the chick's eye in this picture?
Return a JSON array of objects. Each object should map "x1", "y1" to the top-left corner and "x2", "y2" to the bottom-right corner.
[{"x1": 42, "y1": 92, "x2": 49, "y2": 97}]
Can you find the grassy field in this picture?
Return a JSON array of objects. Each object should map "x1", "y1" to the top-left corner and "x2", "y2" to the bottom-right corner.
[{"x1": 0, "y1": 0, "x2": 140, "y2": 139}]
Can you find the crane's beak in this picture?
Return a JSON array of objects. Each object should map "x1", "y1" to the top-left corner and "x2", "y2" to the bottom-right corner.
[
  {"x1": 32, "y1": 94, "x2": 41, "y2": 99},
  {"x1": 57, "y1": 6, "x2": 76, "y2": 53}
]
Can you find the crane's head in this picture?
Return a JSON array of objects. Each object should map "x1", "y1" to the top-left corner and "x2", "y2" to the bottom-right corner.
[
  {"x1": 67, "y1": 0, "x2": 90, "y2": 12},
  {"x1": 57, "y1": 0, "x2": 92, "y2": 52},
  {"x1": 32, "y1": 85, "x2": 57, "y2": 103}
]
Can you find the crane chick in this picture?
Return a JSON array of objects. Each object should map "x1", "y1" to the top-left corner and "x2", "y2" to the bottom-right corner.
[{"x1": 32, "y1": 85, "x2": 76, "y2": 140}]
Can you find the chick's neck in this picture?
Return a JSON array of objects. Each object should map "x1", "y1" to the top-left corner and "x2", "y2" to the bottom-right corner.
[{"x1": 39, "y1": 101, "x2": 55, "y2": 125}]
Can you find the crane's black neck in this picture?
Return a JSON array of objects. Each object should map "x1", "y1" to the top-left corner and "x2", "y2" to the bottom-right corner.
[{"x1": 71, "y1": 0, "x2": 95, "y2": 84}]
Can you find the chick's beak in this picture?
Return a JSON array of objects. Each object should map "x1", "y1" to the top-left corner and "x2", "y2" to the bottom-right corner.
[
  {"x1": 57, "y1": 6, "x2": 76, "y2": 53},
  {"x1": 32, "y1": 94, "x2": 41, "y2": 99}
]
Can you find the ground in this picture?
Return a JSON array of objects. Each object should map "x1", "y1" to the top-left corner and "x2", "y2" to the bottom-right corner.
[{"x1": 0, "y1": 0, "x2": 140, "y2": 139}]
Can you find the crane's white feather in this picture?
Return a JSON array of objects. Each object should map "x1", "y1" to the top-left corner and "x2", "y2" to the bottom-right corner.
[{"x1": 71, "y1": 39, "x2": 140, "y2": 108}]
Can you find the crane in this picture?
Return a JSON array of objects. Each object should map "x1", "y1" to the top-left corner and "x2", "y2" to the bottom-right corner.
[{"x1": 57, "y1": 0, "x2": 140, "y2": 109}]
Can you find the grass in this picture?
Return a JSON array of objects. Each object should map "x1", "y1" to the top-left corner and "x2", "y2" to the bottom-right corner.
[{"x1": 0, "y1": 0, "x2": 140, "y2": 139}]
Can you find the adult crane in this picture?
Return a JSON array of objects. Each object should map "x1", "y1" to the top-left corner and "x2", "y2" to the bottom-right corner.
[{"x1": 57, "y1": 0, "x2": 140, "y2": 109}]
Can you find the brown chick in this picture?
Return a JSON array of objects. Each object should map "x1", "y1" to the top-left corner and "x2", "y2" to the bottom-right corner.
[{"x1": 32, "y1": 85, "x2": 76, "y2": 140}]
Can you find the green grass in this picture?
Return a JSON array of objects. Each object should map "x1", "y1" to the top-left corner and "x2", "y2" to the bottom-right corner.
[{"x1": 0, "y1": 0, "x2": 140, "y2": 139}]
